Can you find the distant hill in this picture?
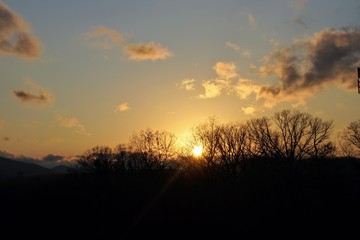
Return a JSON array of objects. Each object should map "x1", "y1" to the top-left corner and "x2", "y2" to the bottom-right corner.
[
  {"x1": 0, "y1": 156, "x2": 58, "y2": 178},
  {"x1": 52, "y1": 164, "x2": 73, "y2": 174}
]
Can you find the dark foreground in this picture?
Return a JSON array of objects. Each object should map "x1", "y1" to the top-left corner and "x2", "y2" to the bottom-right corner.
[{"x1": 1, "y1": 157, "x2": 360, "y2": 238}]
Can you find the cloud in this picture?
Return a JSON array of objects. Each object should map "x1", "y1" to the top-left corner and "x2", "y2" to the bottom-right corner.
[
  {"x1": 123, "y1": 42, "x2": 172, "y2": 61},
  {"x1": 289, "y1": 0, "x2": 308, "y2": 27},
  {"x1": 57, "y1": 115, "x2": 90, "y2": 136},
  {"x1": 198, "y1": 79, "x2": 231, "y2": 99},
  {"x1": 256, "y1": 28, "x2": 360, "y2": 107},
  {"x1": 234, "y1": 79, "x2": 261, "y2": 100},
  {"x1": 0, "y1": 2, "x2": 41, "y2": 59},
  {"x1": 85, "y1": 26, "x2": 123, "y2": 48},
  {"x1": 242, "y1": 51, "x2": 251, "y2": 58},
  {"x1": 115, "y1": 102, "x2": 130, "y2": 112},
  {"x1": 248, "y1": 13, "x2": 256, "y2": 27},
  {"x1": 42, "y1": 154, "x2": 64, "y2": 162},
  {"x1": 213, "y1": 61, "x2": 238, "y2": 79},
  {"x1": 13, "y1": 80, "x2": 53, "y2": 105},
  {"x1": 178, "y1": 79, "x2": 196, "y2": 91},
  {"x1": 0, "y1": 119, "x2": 4, "y2": 128},
  {"x1": 3, "y1": 136, "x2": 10, "y2": 141},
  {"x1": 226, "y1": 41, "x2": 240, "y2": 51},
  {"x1": 241, "y1": 106, "x2": 256, "y2": 115}
]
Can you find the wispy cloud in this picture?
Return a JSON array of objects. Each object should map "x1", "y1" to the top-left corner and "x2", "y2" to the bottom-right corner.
[
  {"x1": 226, "y1": 41, "x2": 240, "y2": 51},
  {"x1": 57, "y1": 115, "x2": 90, "y2": 136},
  {"x1": 86, "y1": 26, "x2": 172, "y2": 61},
  {"x1": 248, "y1": 13, "x2": 256, "y2": 27},
  {"x1": 13, "y1": 80, "x2": 53, "y2": 105},
  {"x1": 257, "y1": 28, "x2": 360, "y2": 107},
  {"x1": 114, "y1": 102, "x2": 130, "y2": 112},
  {"x1": 178, "y1": 79, "x2": 196, "y2": 91},
  {"x1": 289, "y1": 0, "x2": 308, "y2": 27},
  {"x1": 123, "y1": 42, "x2": 172, "y2": 61},
  {"x1": 86, "y1": 26, "x2": 123, "y2": 48},
  {"x1": 242, "y1": 51, "x2": 251, "y2": 58},
  {"x1": 0, "y1": 2, "x2": 41, "y2": 59},
  {"x1": 213, "y1": 61, "x2": 238, "y2": 79}
]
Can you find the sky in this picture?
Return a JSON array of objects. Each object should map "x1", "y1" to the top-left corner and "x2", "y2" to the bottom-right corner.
[{"x1": 0, "y1": 0, "x2": 360, "y2": 165}]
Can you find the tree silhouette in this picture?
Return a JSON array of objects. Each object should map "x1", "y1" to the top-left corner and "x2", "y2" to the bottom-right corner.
[
  {"x1": 338, "y1": 119, "x2": 360, "y2": 157},
  {"x1": 128, "y1": 128, "x2": 177, "y2": 171}
]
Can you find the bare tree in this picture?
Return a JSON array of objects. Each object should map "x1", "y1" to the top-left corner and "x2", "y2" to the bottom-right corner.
[
  {"x1": 338, "y1": 119, "x2": 360, "y2": 157},
  {"x1": 77, "y1": 146, "x2": 118, "y2": 174},
  {"x1": 247, "y1": 110, "x2": 335, "y2": 161},
  {"x1": 128, "y1": 128, "x2": 177, "y2": 170}
]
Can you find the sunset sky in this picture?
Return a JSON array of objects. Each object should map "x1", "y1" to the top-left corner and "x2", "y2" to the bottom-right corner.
[{"x1": 1, "y1": 0, "x2": 360, "y2": 163}]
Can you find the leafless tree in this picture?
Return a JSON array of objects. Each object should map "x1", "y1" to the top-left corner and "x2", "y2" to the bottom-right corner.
[
  {"x1": 77, "y1": 146, "x2": 118, "y2": 174},
  {"x1": 128, "y1": 128, "x2": 177, "y2": 170},
  {"x1": 247, "y1": 110, "x2": 335, "y2": 161},
  {"x1": 338, "y1": 119, "x2": 360, "y2": 157}
]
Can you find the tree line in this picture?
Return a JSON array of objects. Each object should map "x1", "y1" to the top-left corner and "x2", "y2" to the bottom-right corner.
[{"x1": 76, "y1": 109, "x2": 360, "y2": 175}]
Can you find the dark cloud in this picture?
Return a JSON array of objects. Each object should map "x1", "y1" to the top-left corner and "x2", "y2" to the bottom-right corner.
[
  {"x1": 42, "y1": 154, "x2": 64, "y2": 162},
  {"x1": 123, "y1": 42, "x2": 172, "y2": 61},
  {"x1": 3, "y1": 136, "x2": 10, "y2": 141},
  {"x1": 13, "y1": 81, "x2": 53, "y2": 105},
  {"x1": 258, "y1": 28, "x2": 360, "y2": 106},
  {"x1": 0, "y1": 2, "x2": 41, "y2": 59}
]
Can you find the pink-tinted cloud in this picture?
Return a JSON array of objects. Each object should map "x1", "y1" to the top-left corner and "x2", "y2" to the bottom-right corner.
[
  {"x1": 123, "y1": 42, "x2": 172, "y2": 61},
  {"x1": 248, "y1": 13, "x2": 256, "y2": 27},
  {"x1": 0, "y1": 2, "x2": 41, "y2": 59},
  {"x1": 13, "y1": 81, "x2": 53, "y2": 105}
]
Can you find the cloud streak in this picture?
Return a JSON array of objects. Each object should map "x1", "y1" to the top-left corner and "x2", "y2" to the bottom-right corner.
[
  {"x1": 13, "y1": 81, "x2": 53, "y2": 105},
  {"x1": 86, "y1": 26, "x2": 172, "y2": 61},
  {"x1": 86, "y1": 26, "x2": 123, "y2": 48},
  {"x1": 0, "y1": 2, "x2": 41, "y2": 59},
  {"x1": 57, "y1": 115, "x2": 90, "y2": 136},
  {"x1": 123, "y1": 42, "x2": 172, "y2": 61}
]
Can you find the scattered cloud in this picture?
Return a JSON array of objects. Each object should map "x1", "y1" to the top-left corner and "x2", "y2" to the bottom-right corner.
[
  {"x1": 213, "y1": 61, "x2": 238, "y2": 79},
  {"x1": 57, "y1": 115, "x2": 90, "y2": 136},
  {"x1": 114, "y1": 102, "x2": 130, "y2": 112},
  {"x1": 198, "y1": 79, "x2": 231, "y2": 99},
  {"x1": 42, "y1": 154, "x2": 64, "y2": 162},
  {"x1": 3, "y1": 136, "x2": 10, "y2": 141},
  {"x1": 13, "y1": 80, "x2": 53, "y2": 105},
  {"x1": 257, "y1": 28, "x2": 360, "y2": 107},
  {"x1": 241, "y1": 106, "x2": 256, "y2": 115},
  {"x1": 248, "y1": 13, "x2": 256, "y2": 27},
  {"x1": 86, "y1": 26, "x2": 173, "y2": 61},
  {"x1": 178, "y1": 79, "x2": 196, "y2": 91},
  {"x1": 234, "y1": 79, "x2": 261, "y2": 100},
  {"x1": 226, "y1": 41, "x2": 240, "y2": 51},
  {"x1": 85, "y1": 26, "x2": 123, "y2": 48},
  {"x1": 123, "y1": 42, "x2": 172, "y2": 61},
  {"x1": 0, "y1": 2, "x2": 41, "y2": 59}
]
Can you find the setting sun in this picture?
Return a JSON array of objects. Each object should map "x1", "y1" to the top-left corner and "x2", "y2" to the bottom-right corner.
[{"x1": 193, "y1": 146, "x2": 203, "y2": 157}]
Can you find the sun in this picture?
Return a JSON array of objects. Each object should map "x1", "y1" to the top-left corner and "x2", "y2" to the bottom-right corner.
[{"x1": 192, "y1": 145, "x2": 203, "y2": 157}]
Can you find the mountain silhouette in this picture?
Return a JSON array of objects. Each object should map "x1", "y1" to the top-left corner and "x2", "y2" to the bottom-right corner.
[{"x1": 0, "y1": 156, "x2": 58, "y2": 177}]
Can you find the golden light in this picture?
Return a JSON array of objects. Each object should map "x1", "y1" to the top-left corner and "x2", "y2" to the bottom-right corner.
[{"x1": 192, "y1": 145, "x2": 203, "y2": 157}]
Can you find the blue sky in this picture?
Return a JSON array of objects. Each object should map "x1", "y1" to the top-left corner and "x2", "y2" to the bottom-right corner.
[{"x1": 0, "y1": 0, "x2": 359, "y2": 162}]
